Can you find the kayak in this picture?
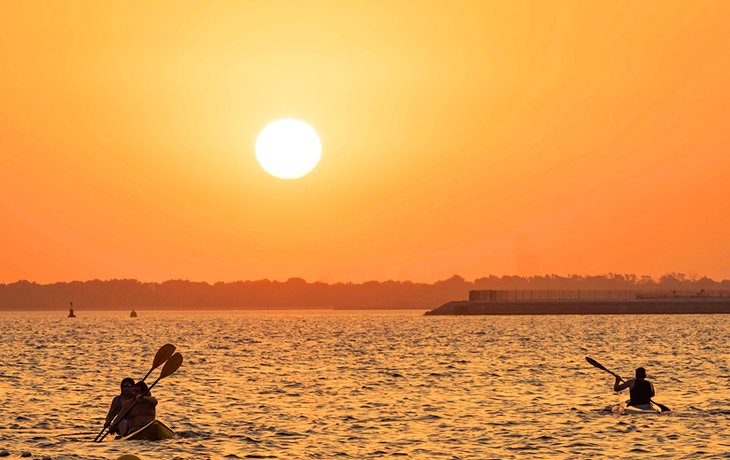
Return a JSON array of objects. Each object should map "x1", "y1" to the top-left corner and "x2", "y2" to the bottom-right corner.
[
  {"x1": 610, "y1": 402, "x2": 662, "y2": 414},
  {"x1": 121, "y1": 420, "x2": 174, "y2": 441}
]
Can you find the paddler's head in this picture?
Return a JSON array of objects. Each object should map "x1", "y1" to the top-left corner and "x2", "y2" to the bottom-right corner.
[
  {"x1": 120, "y1": 377, "x2": 135, "y2": 396},
  {"x1": 635, "y1": 367, "x2": 647, "y2": 380},
  {"x1": 134, "y1": 380, "x2": 150, "y2": 396}
]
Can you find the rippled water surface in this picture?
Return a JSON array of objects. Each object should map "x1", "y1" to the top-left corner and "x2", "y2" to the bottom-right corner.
[{"x1": 1, "y1": 311, "x2": 729, "y2": 459}]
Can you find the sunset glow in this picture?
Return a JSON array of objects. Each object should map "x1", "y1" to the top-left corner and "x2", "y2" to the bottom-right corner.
[
  {"x1": 1, "y1": 1, "x2": 729, "y2": 283},
  {"x1": 3, "y1": 3, "x2": 730, "y2": 459}
]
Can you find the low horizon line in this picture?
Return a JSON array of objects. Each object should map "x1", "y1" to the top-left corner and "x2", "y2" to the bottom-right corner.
[{"x1": 2, "y1": 271, "x2": 726, "y2": 286}]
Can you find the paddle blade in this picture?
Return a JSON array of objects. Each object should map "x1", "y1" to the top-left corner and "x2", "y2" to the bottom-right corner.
[
  {"x1": 159, "y1": 352, "x2": 183, "y2": 379},
  {"x1": 152, "y1": 344, "x2": 176, "y2": 370},
  {"x1": 654, "y1": 401, "x2": 671, "y2": 412},
  {"x1": 586, "y1": 356, "x2": 624, "y2": 382},
  {"x1": 586, "y1": 356, "x2": 608, "y2": 372}
]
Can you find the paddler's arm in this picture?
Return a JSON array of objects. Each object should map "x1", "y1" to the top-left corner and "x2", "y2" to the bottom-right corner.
[
  {"x1": 613, "y1": 376, "x2": 633, "y2": 392},
  {"x1": 135, "y1": 394, "x2": 158, "y2": 406},
  {"x1": 650, "y1": 382, "x2": 656, "y2": 397},
  {"x1": 104, "y1": 396, "x2": 120, "y2": 427},
  {"x1": 108, "y1": 398, "x2": 136, "y2": 431}
]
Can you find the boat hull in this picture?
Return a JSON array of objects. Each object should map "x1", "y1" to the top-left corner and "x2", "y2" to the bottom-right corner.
[
  {"x1": 122, "y1": 419, "x2": 174, "y2": 441},
  {"x1": 611, "y1": 403, "x2": 662, "y2": 414}
]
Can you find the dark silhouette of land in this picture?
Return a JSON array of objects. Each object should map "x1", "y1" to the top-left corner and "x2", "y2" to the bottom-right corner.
[{"x1": 1, "y1": 273, "x2": 729, "y2": 311}]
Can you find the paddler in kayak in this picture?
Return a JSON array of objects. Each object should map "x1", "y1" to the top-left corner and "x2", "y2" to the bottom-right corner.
[
  {"x1": 119, "y1": 381, "x2": 158, "y2": 435},
  {"x1": 613, "y1": 367, "x2": 655, "y2": 406},
  {"x1": 104, "y1": 377, "x2": 135, "y2": 434}
]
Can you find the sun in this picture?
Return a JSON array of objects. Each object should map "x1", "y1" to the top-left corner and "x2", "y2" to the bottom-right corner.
[{"x1": 255, "y1": 119, "x2": 322, "y2": 179}]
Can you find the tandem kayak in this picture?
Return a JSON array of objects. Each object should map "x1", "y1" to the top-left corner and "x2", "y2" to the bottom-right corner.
[{"x1": 121, "y1": 420, "x2": 174, "y2": 440}]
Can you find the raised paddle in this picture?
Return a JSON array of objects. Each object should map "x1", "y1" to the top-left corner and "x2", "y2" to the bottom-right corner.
[
  {"x1": 585, "y1": 356, "x2": 671, "y2": 412},
  {"x1": 93, "y1": 344, "x2": 176, "y2": 442},
  {"x1": 140, "y1": 344, "x2": 176, "y2": 383},
  {"x1": 97, "y1": 352, "x2": 183, "y2": 443}
]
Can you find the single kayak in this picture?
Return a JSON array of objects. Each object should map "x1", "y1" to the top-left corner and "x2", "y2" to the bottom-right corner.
[
  {"x1": 608, "y1": 402, "x2": 663, "y2": 414},
  {"x1": 121, "y1": 420, "x2": 174, "y2": 441}
]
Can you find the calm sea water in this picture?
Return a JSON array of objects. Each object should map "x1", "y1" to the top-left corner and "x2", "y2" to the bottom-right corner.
[{"x1": 0, "y1": 310, "x2": 728, "y2": 459}]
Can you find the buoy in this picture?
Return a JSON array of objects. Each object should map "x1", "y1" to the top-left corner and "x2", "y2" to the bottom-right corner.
[
  {"x1": 68, "y1": 302, "x2": 76, "y2": 318},
  {"x1": 130, "y1": 309, "x2": 138, "y2": 318}
]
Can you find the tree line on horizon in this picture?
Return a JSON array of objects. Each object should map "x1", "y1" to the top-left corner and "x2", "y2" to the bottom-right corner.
[{"x1": 1, "y1": 273, "x2": 728, "y2": 310}]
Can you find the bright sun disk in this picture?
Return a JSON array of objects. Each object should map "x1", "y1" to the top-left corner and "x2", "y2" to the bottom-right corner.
[{"x1": 255, "y1": 119, "x2": 321, "y2": 179}]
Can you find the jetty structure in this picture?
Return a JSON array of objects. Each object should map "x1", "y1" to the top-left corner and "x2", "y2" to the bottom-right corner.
[{"x1": 425, "y1": 289, "x2": 730, "y2": 315}]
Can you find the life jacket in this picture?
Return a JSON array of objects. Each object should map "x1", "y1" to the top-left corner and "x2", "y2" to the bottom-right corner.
[{"x1": 629, "y1": 379, "x2": 653, "y2": 405}]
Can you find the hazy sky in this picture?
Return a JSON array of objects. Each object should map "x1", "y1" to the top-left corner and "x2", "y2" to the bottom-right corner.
[{"x1": 1, "y1": 1, "x2": 729, "y2": 283}]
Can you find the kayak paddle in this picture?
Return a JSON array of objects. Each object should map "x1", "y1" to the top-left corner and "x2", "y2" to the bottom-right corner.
[
  {"x1": 97, "y1": 352, "x2": 183, "y2": 442},
  {"x1": 586, "y1": 356, "x2": 622, "y2": 379},
  {"x1": 93, "y1": 344, "x2": 177, "y2": 442},
  {"x1": 140, "y1": 344, "x2": 176, "y2": 383},
  {"x1": 585, "y1": 356, "x2": 670, "y2": 412}
]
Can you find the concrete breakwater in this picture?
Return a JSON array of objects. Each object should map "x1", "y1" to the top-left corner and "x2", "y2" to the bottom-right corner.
[{"x1": 425, "y1": 290, "x2": 730, "y2": 315}]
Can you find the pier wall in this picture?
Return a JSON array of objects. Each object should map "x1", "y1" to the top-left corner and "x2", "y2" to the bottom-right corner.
[
  {"x1": 427, "y1": 296, "x2": 730, "y2": 316},
  {"x1": 468, "y1": 289, "x2": 730, "y2": 302}
]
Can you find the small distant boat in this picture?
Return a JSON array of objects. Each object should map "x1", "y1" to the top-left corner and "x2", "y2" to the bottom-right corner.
[
  {"x1": 121, "y1": 419, "x2": 174, "y2": 441},
  {"x1": 130, "y1": 310, "x2": 138, "y2": 318}
]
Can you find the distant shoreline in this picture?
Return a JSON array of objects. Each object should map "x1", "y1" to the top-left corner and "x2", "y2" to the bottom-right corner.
[
  {"x1": 4, "y1": 275, "x2": 730, "y2": 311},
  {"x1": 0, "y1": 307, "x2": 430, "y2": 312}
]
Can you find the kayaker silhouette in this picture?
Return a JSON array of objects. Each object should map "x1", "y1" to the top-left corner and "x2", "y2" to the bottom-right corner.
[
  {"x1": 119, "y1": 381, "x2": 158, "y2": 435},
  {"x1": 104, "y1": 377, "x2": 135, "y2": 434},
  {"x1": 613, "y1": 367, "x2": 655, "y2": 406}
]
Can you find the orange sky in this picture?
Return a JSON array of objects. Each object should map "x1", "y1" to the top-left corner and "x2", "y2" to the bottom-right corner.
[{"x1": 1, "y1": 1, "x2": 729, "y2": 283}]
